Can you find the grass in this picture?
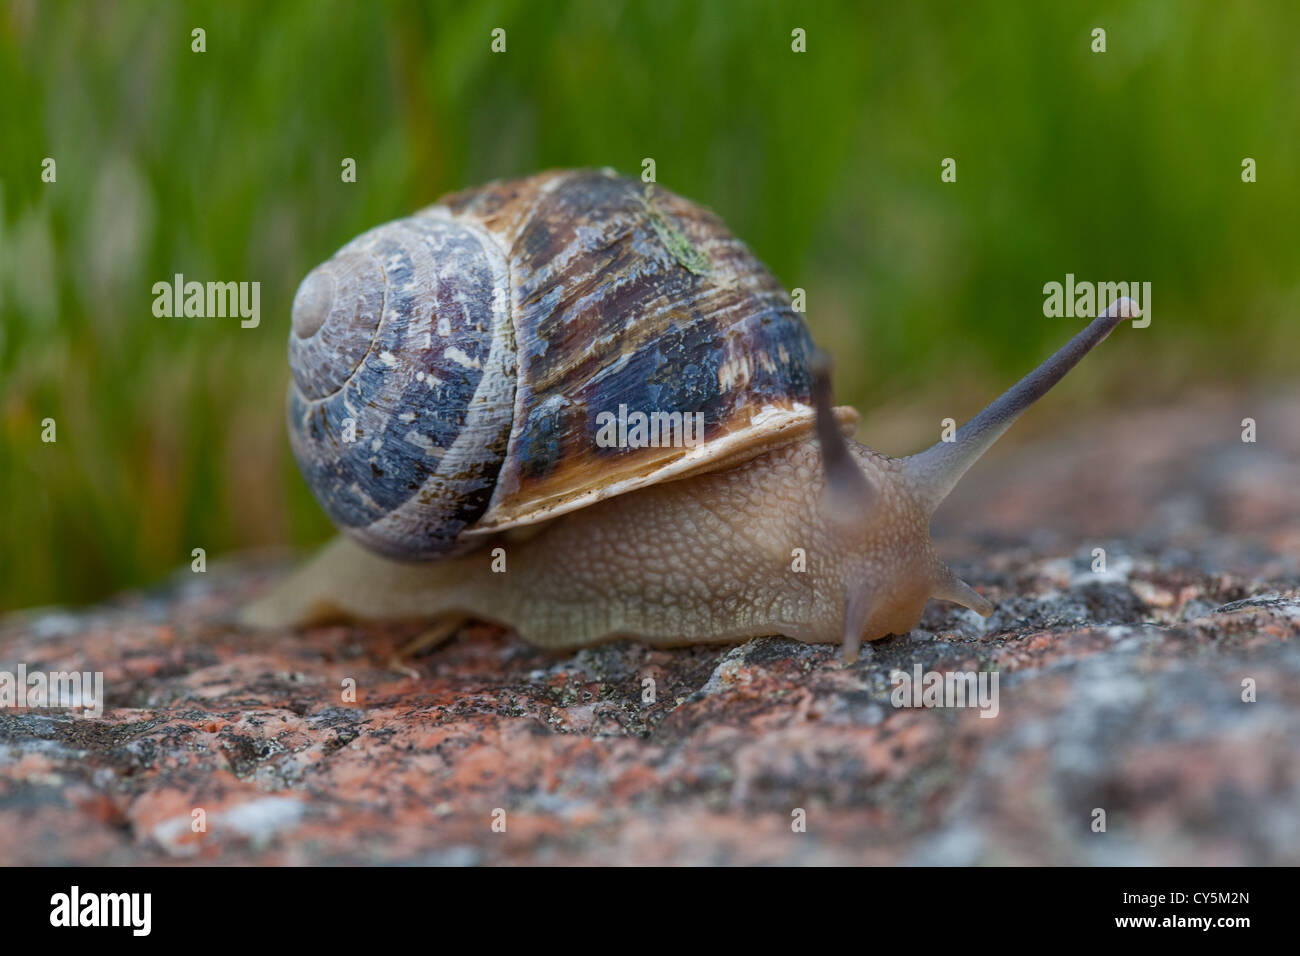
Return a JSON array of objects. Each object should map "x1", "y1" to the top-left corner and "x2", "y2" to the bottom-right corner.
[{"x1": 1, "y1": 0, "x2": 1296, "y2": 609}]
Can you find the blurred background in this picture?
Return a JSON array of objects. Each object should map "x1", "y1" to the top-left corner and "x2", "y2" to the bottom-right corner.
[{"x1": 0, "y1": 0, "x2": 1295, "y2": 610}]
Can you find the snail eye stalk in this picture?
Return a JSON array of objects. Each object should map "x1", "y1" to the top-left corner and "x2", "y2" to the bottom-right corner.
[
  {"x1": 809, "y1": 350, "x2": 875, "y2": 527},
  {"x1": 902, "y1": 296, "x2": 1138, "y2": 514}
]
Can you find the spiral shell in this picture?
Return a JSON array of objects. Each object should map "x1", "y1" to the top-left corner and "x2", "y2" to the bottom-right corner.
[{"x1": 287, "y1": 169, "x2": 852, "y2": 559}]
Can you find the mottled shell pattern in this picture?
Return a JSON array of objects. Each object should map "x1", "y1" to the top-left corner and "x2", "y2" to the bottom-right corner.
[{"x1": 287, "y1": 168, "x2": 853, "y2": 560}]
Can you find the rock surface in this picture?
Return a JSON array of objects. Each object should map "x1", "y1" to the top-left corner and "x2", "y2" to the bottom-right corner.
[{"x1": 2, "y1": 389, "x2": 1297, "y2": 865}]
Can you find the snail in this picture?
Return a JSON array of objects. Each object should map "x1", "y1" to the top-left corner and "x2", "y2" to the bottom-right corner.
[{"x1": 244, "y1": 168, "x2": 1136, "y2": 660}]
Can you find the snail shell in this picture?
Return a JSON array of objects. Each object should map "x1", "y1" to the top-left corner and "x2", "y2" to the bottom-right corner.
[{"x1": 287, "y1": 168, "x2": 855, "y2": 560}]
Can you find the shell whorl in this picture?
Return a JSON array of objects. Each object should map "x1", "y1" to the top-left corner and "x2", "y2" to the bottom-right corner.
[
  {"x1": 287, "y1": 211, "x2": 515, "y2": 559},
  {"x1": 442, "y1": 170, "x2": 829, "y2": 535}
]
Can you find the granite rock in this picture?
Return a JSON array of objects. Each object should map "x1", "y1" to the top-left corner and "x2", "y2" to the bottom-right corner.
[{"x1": 1, "y1": 389, "x2": 1297, "y2": 865}]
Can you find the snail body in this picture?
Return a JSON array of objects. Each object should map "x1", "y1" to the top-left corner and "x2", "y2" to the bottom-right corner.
[{"x1": 247, "y1": 169, "x2": 1135, "y2": 658}]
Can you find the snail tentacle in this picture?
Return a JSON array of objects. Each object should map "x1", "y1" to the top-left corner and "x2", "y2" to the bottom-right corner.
[{"x1": 902, "y1": 296, "x2": 1138, "y2": 514}]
